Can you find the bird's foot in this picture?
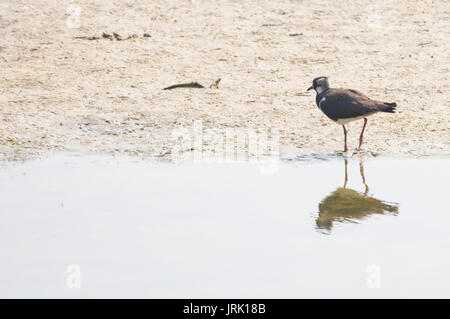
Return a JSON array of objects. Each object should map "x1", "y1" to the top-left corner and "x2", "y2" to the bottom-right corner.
[{"x1": 341, "y1": 149, "x2": 352, "y2": 158}]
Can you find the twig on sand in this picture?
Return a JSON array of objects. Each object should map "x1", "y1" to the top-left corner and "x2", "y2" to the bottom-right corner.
[
  {"x1": 102, "y1": 32, "x2": 113, "y2": 40},
  {"x1": 163, "y1": 82, "x2": 205, "y2": 90},
  {"x1": 73, "y1": 36, "x2": 100, "y2": 40},
  {"x1": 74, "y1": 33, "x2": 150, "y2": 41},
  {"x1": 209, "y1": 78, "x2": 221, "y2": 89},
  {"x1": 261, "y1": 23, "x2": 283, "y2": 27},
  {"x1": 163, "y1": 78, "x2": 221, "y2": 90}
]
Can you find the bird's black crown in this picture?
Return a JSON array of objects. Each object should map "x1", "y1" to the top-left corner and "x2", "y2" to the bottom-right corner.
[{"x1": 313, "y1": 76, "x2": 328, "y2": 87}]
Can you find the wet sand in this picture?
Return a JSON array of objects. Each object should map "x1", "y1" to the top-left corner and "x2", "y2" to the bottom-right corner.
[{"x1": 1, "y1": 0, "x2": 449, "y2": 161}]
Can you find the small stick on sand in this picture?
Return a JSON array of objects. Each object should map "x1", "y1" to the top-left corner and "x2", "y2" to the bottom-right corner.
[
  {"x1": 163, "y1": 78, "x2": 221, "y2": 90},
  {"x1": 73, "y1": 36, "x2": 100, "y2": 40},
  {"x1": 209, "y1": 78, "x2": 221, "y2": 89},
  {"x1": 102, "y1": 32, "x2": 113, "y2": 40},
  {"x1": 163, "y1": 82, "x2": 205, "y2": 90}
]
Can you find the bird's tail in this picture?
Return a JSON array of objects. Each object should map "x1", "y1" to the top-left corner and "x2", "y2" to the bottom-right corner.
[{"x1": 380, "y1": 102, "x2": 397, "y2": 113}]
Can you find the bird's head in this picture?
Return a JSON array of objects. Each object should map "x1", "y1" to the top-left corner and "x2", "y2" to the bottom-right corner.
[{"x1": 307, "y1": 76, "x2": 330, "y2": 94}]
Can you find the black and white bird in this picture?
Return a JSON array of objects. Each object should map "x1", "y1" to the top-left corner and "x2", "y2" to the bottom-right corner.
[{"x1": 307, "y1": 76, "x2": 397, "y2": 152}]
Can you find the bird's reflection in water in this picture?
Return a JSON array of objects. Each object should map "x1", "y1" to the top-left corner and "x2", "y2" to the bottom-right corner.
[{"x1": 316, "y1": 159, "x2": 399, "y2": 234}]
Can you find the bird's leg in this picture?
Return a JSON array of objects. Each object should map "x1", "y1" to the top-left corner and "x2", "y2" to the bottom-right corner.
[
  {"x1": 358, "y1": 118, "x2": 368, "y2": 150},
  {"x1": 342, "y1": 125, "x2": 348, "y2": 153},
  {"x1": 343, "y1": 159, "x2": 348, "y2": 188},
  {"x1": 360, "y1": 161, "x2": 369, "y2": 195}
]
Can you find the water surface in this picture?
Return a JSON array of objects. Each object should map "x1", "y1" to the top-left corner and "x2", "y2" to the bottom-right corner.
[{"x1": 0, "y1": 155, "x2": 448, "y2": 298}]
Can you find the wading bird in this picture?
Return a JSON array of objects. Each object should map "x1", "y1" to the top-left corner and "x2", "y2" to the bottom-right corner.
[{"x1": 307, "y1": 77, "x2": 397, "y2": 152}]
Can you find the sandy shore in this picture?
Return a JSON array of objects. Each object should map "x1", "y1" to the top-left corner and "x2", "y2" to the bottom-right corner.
[{"x1": 1, "y1": 0, "x2": 449, "y2": 161}]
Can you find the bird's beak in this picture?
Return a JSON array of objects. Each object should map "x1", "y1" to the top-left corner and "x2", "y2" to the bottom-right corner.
[{"x1": 307, "y1": 85, "x2": 314, "y2": 92}]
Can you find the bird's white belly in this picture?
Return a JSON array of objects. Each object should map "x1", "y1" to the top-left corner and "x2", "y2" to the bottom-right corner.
[{"x1": 335, "y1": 114, "x2": 371, "y2": 125}]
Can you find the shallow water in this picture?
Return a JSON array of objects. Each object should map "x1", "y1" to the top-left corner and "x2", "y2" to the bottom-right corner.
[{"x1": 0, "y1": 155, "x2": 449, "y2": 298}]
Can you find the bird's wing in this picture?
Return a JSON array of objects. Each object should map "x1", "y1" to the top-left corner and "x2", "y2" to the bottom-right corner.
[
  {"x1": 347, "y1": 89, "x2": 370, "y2": 99},
  {"x1": 320, "y1": 89, "x2": 380, "y2": 120}
]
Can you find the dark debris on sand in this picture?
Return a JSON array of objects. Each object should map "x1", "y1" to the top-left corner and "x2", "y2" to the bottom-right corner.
[
  {"x1": 74, "y1": 32, "x2": 151, "y2": 41},
  {"x1": 163, "y1": 78, "x2": 221, "y2": 90}
]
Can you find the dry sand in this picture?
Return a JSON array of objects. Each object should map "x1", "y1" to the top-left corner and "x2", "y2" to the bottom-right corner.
[{"x1": 1, "y1": 0, "x2": 449, "y2": 161}]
